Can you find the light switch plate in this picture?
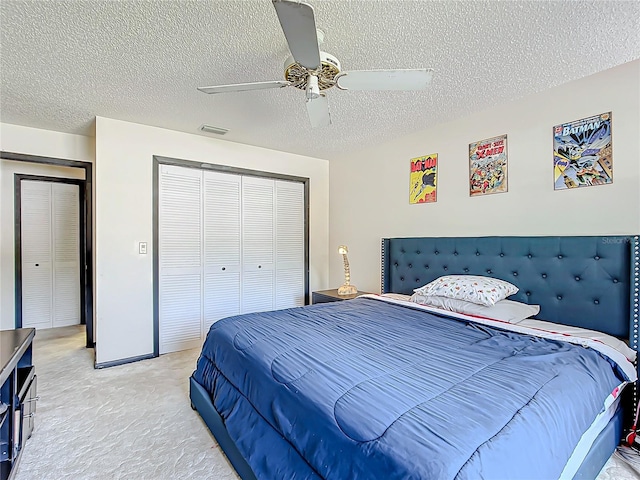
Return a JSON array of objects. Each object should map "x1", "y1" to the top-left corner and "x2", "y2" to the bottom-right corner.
[{"x1": 139, "y1": 242, "x2": 147, "y2": 254}]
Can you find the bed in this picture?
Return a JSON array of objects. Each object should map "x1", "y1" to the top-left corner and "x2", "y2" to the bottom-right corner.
[{"x1": 190, "y1": 235, "x2": 640, "y2": 479}]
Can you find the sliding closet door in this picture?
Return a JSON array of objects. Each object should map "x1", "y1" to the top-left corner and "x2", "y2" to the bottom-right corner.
[
  {"x1": 158, "y1": 165, "x2": 202, "y2": 354},
  {"x1": 157, "y1": 162, "x2": 307, "y2": 354},
  {"x1": 275, "y1": 180, "x2": 305, "y2": 309},
  {"x1": 241, "y1": 176, "x2": 275, "y2": 314},
  {"x1": 203, "y1": 171, "x2": 241, "y2": 333}
]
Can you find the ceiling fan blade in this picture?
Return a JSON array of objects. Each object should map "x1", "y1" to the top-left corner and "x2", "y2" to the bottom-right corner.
[
  {"x1": 306, "y1": 94, "x2": 331, "y2": 127},
  {"x1": 197, "y1": 81, "x2": 291, "y2": 94},
  {"x1": 272, "y1": 0, "x2": 321, "y2": 70},
  {"x1": 335, "y1": 69, "x2": 434, "y2": 91}
]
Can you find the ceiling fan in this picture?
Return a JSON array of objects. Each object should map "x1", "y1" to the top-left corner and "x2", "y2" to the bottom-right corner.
[{"x1": 197, "y1": 0, "x2": 434, "y2": 127}]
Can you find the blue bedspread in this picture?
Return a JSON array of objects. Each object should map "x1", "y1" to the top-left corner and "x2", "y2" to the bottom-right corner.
[{"x1": 193, "y1": 297, "x2": 627, "y2": 480}]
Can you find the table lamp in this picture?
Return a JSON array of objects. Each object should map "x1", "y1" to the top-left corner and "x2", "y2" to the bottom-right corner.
[{"x1": 337, "y1": 245, "x2": 357, "y2": 295}]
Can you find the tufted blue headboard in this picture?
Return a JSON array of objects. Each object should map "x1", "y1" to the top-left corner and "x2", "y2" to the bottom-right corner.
[{"x1": 382, "y1": 236, "x2": 639, "y2": 342}]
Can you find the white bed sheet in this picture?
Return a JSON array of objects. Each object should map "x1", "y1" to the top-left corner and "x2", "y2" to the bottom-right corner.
[{"x1": 561, "y1": 394, "x2": 622, "y2": 479}]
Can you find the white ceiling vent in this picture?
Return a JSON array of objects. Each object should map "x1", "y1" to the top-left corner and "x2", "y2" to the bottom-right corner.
[{"x1": 199, "y1": 124, "x2": 229, "y2": 135}]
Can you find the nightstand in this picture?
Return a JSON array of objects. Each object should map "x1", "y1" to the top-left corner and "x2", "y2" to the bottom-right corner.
[{"x1": 311, "y1": 289, "x2": 373, "y2": 304}]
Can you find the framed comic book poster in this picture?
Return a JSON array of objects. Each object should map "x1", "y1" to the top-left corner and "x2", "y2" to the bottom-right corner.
[
  {"x1": 469, "y1": 134, "x2": 508, "y2": 196},
  {"x1": 409, "y1": 153, "x2": 437, "y2": 204},
  {"x1": 553, "y1": 112, "x2": 612, "y2": 190}
]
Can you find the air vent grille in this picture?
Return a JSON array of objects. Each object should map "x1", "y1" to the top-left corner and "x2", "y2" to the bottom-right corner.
[{"x1": 200, "y1": 124, "x2": 229, "y2": 135}]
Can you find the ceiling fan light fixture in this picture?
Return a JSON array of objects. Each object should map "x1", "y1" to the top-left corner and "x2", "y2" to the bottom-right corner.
[
  {"x1": 199, "y1": 124, "x2": 229, "y2": 135},
  {"x1": 306, "y1": 75, "x2": 320, "y2": 100},
  {"x1": 196, "y1": 0, "x2": 434, "y2": 128}
]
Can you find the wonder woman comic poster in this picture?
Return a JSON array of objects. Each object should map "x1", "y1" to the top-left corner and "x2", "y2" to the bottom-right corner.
[
  {"x1": 410, "y1": 154, "x2": 437, "y2": 204},
  {"x1": 553, "y1": 112, "x2": 612, "y2": 190},
  {"x1": 469, "y1": 134, "x2": 508, "y2": 196}
]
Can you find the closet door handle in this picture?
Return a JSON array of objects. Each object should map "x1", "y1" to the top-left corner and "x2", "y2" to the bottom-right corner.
[
  {"x1": 221, "y1": 267, "x2": 226, "y2": 271},
  {"x1": 258, "y1": 265, "x2": 262, "y2": 269},
  {"x1": 35, "y1": 264, "x2": 39, "y2": 267}
]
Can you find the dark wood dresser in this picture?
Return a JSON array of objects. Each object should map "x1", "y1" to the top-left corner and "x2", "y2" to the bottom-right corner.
[{"x1": 1, "y1": 328, "x2": 36, "y2": 480}]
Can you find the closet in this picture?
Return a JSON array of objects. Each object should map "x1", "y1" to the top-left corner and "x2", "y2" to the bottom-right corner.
[
  {"x1": 20, "y1": 180, "x2": 81, "y2": 329},
  {"x1": 158, "y1": 165, "x2": 306, "y2": 354}
]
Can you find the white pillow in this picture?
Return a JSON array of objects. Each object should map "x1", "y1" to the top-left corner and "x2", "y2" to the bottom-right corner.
[
  {"x1": 380, "y1": 293, "x2": 412, "y2": 301},
  {"x1": 410, "y1": 294, "x2": 539, "y2": 323},
  {"x1": 414, "y1": 275, "x2": 518, "y2": 307}
]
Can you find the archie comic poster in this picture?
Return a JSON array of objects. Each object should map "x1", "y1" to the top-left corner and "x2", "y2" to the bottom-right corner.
[
  {"x1": 469, "y1": 134, "x2": 508, "y2": 196},
  {"x1": 553, "y1": 112, "x2": 612, "y2": 190},
  {"x1": 409, "y1": 154, "x2": 437, "y2": 204}
]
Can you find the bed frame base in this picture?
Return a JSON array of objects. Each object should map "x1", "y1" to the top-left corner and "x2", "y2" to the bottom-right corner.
[{"x1": 189, "y1": 376, "x2": 257, "y2": 480}]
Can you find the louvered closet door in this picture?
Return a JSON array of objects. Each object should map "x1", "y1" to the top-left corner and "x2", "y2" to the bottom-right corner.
[
  {"x1": 159, "y1": 165, "x2": 203, "y2": 354},
  {"x1": 275, "y1": 180, "x2": 305, "y2": 309},
  {"x1": 241, "y1": 176, "x2": 275, "y2": 314},
  {"x1": 52, "y1": 183, "x2": 80, "y2": 327},
  {"x1": 203, "y1": 171, "x2": 241, "y2": 334},
  {"x1": 21, "y1": 181, "x2": 54, "y2": 329},
  {"x1": 21, "y1": 181, "x2": 80, "y2": 329}
]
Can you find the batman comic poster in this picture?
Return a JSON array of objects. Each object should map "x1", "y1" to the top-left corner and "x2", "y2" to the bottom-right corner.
[
  {"x1": 410, "y1": 154, "x2": 437, "y2": 204},
  {"x1": 553, "y1": 112, "x2": 612, "y2": 190}
]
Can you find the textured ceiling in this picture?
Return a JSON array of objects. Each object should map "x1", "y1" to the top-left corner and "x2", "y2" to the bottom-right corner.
[{"x1": 1, "y1": 1, "x2": 639, "y2": 160}]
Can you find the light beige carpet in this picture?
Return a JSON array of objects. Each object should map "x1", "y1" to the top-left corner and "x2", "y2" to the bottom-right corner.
[
  {"x1": 13, "y1": 325, "x2": 640, "y2": 480},
  {"x1": 14, "y1": 326, "x2": 238, "y2": 480}
]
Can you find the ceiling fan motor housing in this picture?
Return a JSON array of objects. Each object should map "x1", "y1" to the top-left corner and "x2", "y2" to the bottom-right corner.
[{"x1": 284, "y1": 51, "x2": 341, "y2": 91}]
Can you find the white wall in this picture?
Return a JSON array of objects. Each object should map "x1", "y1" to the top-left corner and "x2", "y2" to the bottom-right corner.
[
  {"x1": 0, "y1": 123, "x2": 96, "y2": 163},
  {"x1": 0, "y1": 124, "x2": 94, "y2": 331},
  {"x1": 94, "y1": 117, "x2": 330, "y2": 365},
  {"x1": 329, "y1": 60, "x2": 640, "y2": 293}
]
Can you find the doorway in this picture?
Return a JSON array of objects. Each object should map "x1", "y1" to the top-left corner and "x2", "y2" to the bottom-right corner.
[
  {"x1": 1, "y1": 151, "x2": 94, "y2": 347},
  {"x1": 16, "y1": 176, "x2": 85, "y2": 329}
]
